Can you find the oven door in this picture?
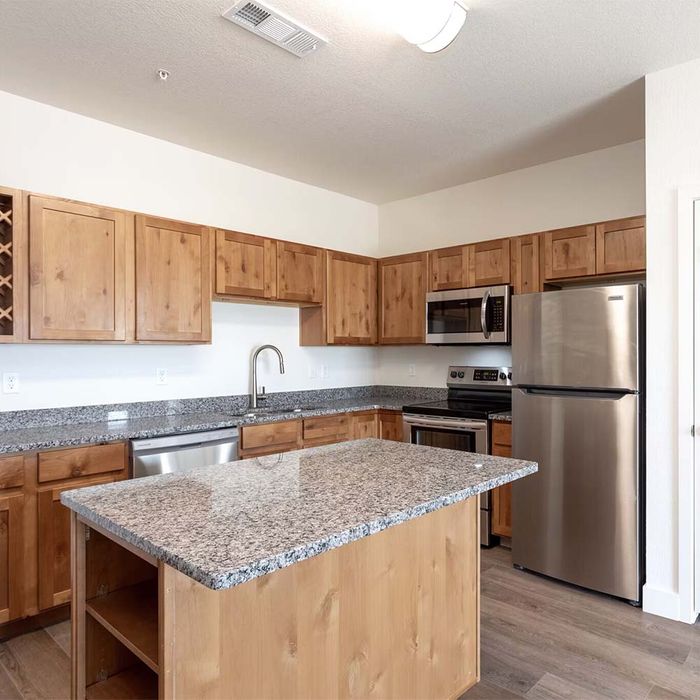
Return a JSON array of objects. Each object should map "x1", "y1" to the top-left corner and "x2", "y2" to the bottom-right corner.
[
  {"x1": 403, "y1": 414, "x2": 493, "y2": 545},
  {"x1": 425, "y1": 285, "x2": 510, "y2": 345}
]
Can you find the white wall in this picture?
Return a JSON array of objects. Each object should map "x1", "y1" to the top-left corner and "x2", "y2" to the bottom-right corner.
[
  {"x1": 0, "y1": 303, "x2": 376, "y2": 411},
  {"x1": 643, "y1": 57, "x2": 700, "y2": 621},
  {"x1": 0, "y1": 90, "x2": 378, "y2": 411},
  {"x1": 378, "y1": 141, "x2": 646, "y2": 256},
  {"x1": 376, "y1": 141, "x2": 646, "y2": 386}
]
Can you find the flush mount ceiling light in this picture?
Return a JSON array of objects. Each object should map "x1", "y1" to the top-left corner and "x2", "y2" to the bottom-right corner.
[{"x1": 396, "y1": 0, "x2": 468, "y2": 53}]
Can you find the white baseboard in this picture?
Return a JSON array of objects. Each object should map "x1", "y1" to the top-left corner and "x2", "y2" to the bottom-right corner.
[{"x1": 643, "y1": 583, "x2": 698, "y2": 623}]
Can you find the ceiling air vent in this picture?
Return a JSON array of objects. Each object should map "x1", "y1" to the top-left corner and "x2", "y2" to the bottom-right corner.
[{"x1": 222, "y1": 1, "x2": 327, "y2": 58}]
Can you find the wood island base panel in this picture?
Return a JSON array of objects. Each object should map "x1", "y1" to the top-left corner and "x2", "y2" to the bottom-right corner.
[
  {"x1": 63, "y1": 438, "x2": 537, "y2": 699},
  {"x1": 71, "y1": 499, "x2": 479, "y2": 700}
]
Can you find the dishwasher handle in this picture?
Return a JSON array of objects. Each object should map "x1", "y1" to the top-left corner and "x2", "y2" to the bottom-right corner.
[{"x1": 131, "y1": 427, "x2": 239, "y2": 454}]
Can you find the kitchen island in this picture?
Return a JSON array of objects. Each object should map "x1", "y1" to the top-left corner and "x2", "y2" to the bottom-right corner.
[{"x1": 62, "y1": 438, "x2": 536, "y2": 700}]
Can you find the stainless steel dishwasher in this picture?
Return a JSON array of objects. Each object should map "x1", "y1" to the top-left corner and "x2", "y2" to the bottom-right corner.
[{"x1": 131, "y1": 428, "x2": 239, "y2": 478}]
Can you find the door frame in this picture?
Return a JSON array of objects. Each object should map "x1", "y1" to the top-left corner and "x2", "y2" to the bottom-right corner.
[{"x1": 677, "y1": 186, "x2": 700, "y2": 622}]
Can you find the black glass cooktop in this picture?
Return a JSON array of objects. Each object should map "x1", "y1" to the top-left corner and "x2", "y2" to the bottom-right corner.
[{"x1": 403, "y1": 395, "x2": 511, "y2": 420}]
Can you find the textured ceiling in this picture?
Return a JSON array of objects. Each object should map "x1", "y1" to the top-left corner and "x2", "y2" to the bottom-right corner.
[{"x1": 0, "y1": 0, "x2": 699, "y2": 203}]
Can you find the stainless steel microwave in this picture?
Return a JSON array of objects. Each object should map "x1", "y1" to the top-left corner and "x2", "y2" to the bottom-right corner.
[{"x1": 425, "y1": 285, "x2": 511, "y2": 345}]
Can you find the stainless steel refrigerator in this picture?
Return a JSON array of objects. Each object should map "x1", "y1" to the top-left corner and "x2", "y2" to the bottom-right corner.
[{"x1": 511, "y1": 283, "x2": 644, "y2": 604}]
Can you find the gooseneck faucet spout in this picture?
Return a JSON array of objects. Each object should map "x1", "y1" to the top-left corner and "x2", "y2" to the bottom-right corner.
[{"x1": 251, "y1": 345, "x2": 285, "y2": 409}]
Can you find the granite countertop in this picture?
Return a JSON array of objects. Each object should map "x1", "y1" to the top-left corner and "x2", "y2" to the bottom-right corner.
[
  {"x1": 489, "y1": 411, "x2": 512, "y2": 422},
  {"x1": 61, "y1": 438, "x2": 536, "y2": 590},
  {"x1": 0, "y1": 394, "x2": 424, "y2": 455}
]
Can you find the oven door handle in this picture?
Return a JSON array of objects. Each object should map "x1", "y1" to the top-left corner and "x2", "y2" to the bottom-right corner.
[
  {"x1": 402, "y1": 416, "x2": 487, "y2": 431},
  {"x1": 480, "y1": 288, "x2": 492, "y2": 339}
]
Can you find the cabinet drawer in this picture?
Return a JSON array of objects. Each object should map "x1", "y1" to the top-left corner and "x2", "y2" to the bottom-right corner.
[
  {"x1": 303, "y1": 415, "x2": 350, "y2": 445},
  {"x1": 240, "y1": 420, "x2": 301, "y2": 453},
  {"x1": 0, "y1": 455, "x2": 24, "y2": 490},
  {"x1": 38, "y1": 443, "x2": 127, "y2": 483},
  {"x1": 491, "y1": 421, "x2": 512, "y2": 448}
]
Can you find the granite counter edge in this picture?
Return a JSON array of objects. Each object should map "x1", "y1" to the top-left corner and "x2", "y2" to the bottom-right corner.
[{"x1": 61, "y1": 461, "x2": 537, "y2": 591}]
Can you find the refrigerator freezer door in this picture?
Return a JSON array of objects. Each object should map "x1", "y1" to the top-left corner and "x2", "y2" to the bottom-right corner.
[
  {"x1": 512, "y1": 284, "x2": 641, "y2": 391},
  {"x1": 511, "y1": 388, "x2": 640, "y2": 602}
]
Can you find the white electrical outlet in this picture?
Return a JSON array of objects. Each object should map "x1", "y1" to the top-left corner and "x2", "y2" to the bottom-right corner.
[
  {"x1": 2, "y1": 372, "x2": 19, "y2": 394},
  {"x1": 320, "y1": 365, "x2": 328, "y2": 379},
  {"x1": 308, "y1": 366, "x2": 317, "y2": 379},
  {"x1": 156, "y1": 368, "x2": 168, "y2": 385},
  {"x1": 408, "y1": 364, "x2": 417, "y2": 377}
]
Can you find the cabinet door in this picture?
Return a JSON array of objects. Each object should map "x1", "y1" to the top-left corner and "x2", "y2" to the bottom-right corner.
[
  {"x1": 303, "y1": 414, "x2": 351, "y2": 447},
  {"x1": 379, "y1": 252, "x2": 427, "y2": 345},
  {"x1": 510, "y1": 234, "x2": 542, "y2": 295},
  {"x1": 491, "y1": 421, "x2": 512, "y2": 538},
  {"x1": 352, "y1": 411, "x2": 378, "y2": 439},
  {"x1": 595, "y1": 216, "x2": 645, "y2": 274},
  {"x1": 135, "y1": 216, "x2": 211, "y2": 342},
  {"x1": 239, "y1": 420, "x2": 302, "y2": 458},
  {"x1": 277, "y1": 242, "x2": 324, "y2": 304},
  {"x1": 0, "y1": 493, "x2": 24, "y2": 624},
  {"x1": 29, "y1": 197, "x2": 131, "y2": 341},
  {"x1": 215, "y1": 230, "x2": 276, "y2": 299},
  {"x1": 0, "y1": 186, "x2": 25, "y2": 343},
  {"x1": 378, "y1": 411, "x2": 404, "y2": 442},
  {"x1": 543, "y1": 225, "x2": 596, "y2": 280},
  {"x1": 37, "y1": 472, "x2": 125, "y2": 611},
  {"x1": 429, "y1": 246, "x2": 469, "y2": 291},
  {"x1": 468, "y1": 239, "x2": 511, "y2": 287},
  {"x1": 326, "y1": 251, "x2": 377, "y2": 345}
]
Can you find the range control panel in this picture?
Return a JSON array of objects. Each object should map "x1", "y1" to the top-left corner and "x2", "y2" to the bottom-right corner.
[{"x1": 447, "y1": 365, "x2": 512, "y2": 387}]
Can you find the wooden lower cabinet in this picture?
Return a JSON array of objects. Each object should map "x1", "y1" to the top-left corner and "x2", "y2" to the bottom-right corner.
[
  {"x1": 0, "y1": 492, "x2": 25, "y2": 624},
  {"x1": 240, "y1": 409, "x2": 405, "y2": 458},
  {"x1": 378, "y1": 410, "x2": 404, "y2": 442},
  {"x1": 302, "y1": 414, "x2": 350, "y2": 447},
  {"x1": 352, "y1": 411, "x2": 378, "y2": 439},
  {"x1": 238, "y1": 420, "x2": 302, "y2": 458},
  {"x1": 491, "y1": 421, "x2": 512, "y2": 538},
  {"x1": 0, "y1": 443, "x2": 128, "y2": 629}
]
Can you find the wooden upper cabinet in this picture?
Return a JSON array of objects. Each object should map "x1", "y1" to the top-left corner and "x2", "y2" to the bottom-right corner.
[
  {"x1": 429, "y1": 245, "x2": 469, "y2": 291},
  {"x1": 325, "y1": 251, "x2": 377, "y2": 345},
  {"x1": 28, "y1": 197, "x2": 132, "y2": 341},
  {"x1": 215, "y1": 229, "x2": 276, "y2": 300},
  {"x1": 0, "y1": 492, "x2": 24, "y2": 624},
  {"x1": 276, "y1": 241, "x2": 324, "y2": 304},
  {"x1": 595, "y1": 216, "x2": 646, "y2": 274},
  {"x1": 468, "y1": 239, "x2": 511, "y2": 287},
  {"x1": 379, "y1": 252, "x2": 428, "y2": 344},
  {"x1": 135, "y1": 216, "x2": 211, "y2": 342},
  {"x1": 543, "y1": 225, "x2": 596, "y2": 280},
  {"x1": 510, "y1": 234, "x2": 543, "y2": 295}
]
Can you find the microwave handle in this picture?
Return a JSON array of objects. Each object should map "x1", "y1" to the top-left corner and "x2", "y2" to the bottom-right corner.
[{"x1": 480, "y1": 289, "x2": 491, "y2": 339}]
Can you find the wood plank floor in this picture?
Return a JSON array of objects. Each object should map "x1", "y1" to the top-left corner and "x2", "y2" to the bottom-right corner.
[{"x1": 0, "y1": 547, "x2": 698, "y2": 699}]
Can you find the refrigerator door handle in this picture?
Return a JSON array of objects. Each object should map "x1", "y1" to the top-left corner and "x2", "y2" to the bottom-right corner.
[
  {"x1": 517, "y1": 387, "x2": 636, "y2": 400},
  {"x1": 481, "y1": 288, "x2": 491, "y2": 339}
]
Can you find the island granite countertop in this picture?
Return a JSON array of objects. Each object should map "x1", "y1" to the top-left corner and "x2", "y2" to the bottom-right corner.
[
  {"x1": 0, "y1": 393, "x2": 431, "y2": 455},
  {"x1": 61, "y1": 438, "x2": 537, "y2": 591}
]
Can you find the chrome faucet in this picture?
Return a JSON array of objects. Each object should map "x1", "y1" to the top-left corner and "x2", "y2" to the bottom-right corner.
[{"x1": 251, "y1": 345, "x2": 285, "y2": 409}]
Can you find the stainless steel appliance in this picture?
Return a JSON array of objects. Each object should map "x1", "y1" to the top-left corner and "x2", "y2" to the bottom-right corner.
[
  {"x1": 511, "y1": 283, "x2": 644, "y2": 604},
  {"x1": 403, "y1": 366, "x2": 512, "y2": 545},
  {"x1": 425, "y1": 284, "x2": 511, "y2": 345},
  {"x1": 131, "y1": 428, "x2": 239, "y2": 478}
]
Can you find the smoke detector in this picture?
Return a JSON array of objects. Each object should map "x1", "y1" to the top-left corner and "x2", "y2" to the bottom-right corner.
[{"x1": 222, "y1": 1, "x2": 327, "y2": 58}]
